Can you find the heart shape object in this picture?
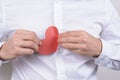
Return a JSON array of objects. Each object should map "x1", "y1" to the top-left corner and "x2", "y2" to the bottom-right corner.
[{"x1": 38, "y1": 26, "x2": 59, "y2": 55}]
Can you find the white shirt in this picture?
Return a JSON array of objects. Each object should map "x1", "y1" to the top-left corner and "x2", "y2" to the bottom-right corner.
[{"x1": 0, "y1": 0, "x2": 120, "y2": 80}]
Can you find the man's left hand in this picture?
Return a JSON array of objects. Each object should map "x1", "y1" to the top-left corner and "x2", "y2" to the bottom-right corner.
[{"x1": 58, "y1": 30, "x2": 102, "y2": 57}]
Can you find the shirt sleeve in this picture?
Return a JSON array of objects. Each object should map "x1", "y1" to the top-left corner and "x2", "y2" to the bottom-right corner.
[
  {"x1": 0, "y1": 0, "x2": 8, "y2": 66},
  {"x1": 95, "y1": 0, "x2": 120, "y2": 70}
]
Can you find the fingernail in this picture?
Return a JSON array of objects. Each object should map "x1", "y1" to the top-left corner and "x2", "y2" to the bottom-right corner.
[{"x1": 39, "y1": 41, "x2": 42, "y2": 45}]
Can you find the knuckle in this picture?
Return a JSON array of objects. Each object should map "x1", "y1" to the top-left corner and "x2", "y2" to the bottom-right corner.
[
  {"x1": 79, "y1": 44, "x2": 87, "y2": 51},
  {"x1": 31, "y1": 32, "x2": 36, "y2": 37},
  {"x1": 81, "y1": 44, "x2": 88, "y2": 50},
  {"x1": 29, "y1": 42, "x2": 35, "y2": 47},
  {"x1": 29, "y1": 33, "x2": 36, "y2": 39},
  {"x1": 15, "y1": 30, "x2": 22, "y2": 34},
  {"x1": 28, "y1": 49, "x2": 34, "y2": 54},
  {"x1": 81, "y1": 31, "x2": 87, "y2": 35},
  {"x1": 82, "y1": 38, "x2": 88, "y2": 43}
]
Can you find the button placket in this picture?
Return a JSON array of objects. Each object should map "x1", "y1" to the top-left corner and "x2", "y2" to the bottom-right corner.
[
  {"x1": 53, "y1": 0, "x2": 63, "y2": 28},
  {"x1": 55, "y1": 46, "x2": 66, "y2": 80},
  {"x1": 53, "y1": 0, "x2": 66, "y2": 80}
]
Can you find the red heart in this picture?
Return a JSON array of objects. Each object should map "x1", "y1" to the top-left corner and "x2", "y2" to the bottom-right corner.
[{"x1": 38, "y1": 26, "x2": 59, "y2": 55}]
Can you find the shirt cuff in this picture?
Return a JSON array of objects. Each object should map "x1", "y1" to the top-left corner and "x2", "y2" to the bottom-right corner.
[
  {"x1": 0, "y1": 42, "x2": 5, "y2": 47},
  {"x1": 0, "y1": 42, "x2": 9, "y2": 66},
  {"x1": 94, "y1": 39, "x2": 113, "y2": 66}
]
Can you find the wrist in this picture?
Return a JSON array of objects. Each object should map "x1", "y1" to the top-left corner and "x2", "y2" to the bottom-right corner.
[
  {"x1": 0, "y1": 55, "x2": 5, "y2": 61},
  {"x1": 0, "y1": 45, "x2": 6, "y2": 61},
  {"x1": 93, "y1": 38, "x2": 102, "y2": 58}
]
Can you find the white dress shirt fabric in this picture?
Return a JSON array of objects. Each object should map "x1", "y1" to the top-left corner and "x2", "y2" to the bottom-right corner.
[{"x1": 0, "y1": 0, "x2": 120, "y2": 80}]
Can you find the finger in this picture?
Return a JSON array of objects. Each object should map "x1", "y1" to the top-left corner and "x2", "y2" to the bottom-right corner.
[
  {"x1": 58, "y1": 36, "x2": 82, "y2": 43},
  {"x1": 15, "y1": 29, "x2": 36, "y2": 35},
  {"x1": 70, "y1": 49, "x2": 89, "y2": 56},
  {"x1": 59, "y1": 31, "x2": 83, "y2": 37},
  {"x1": 15, "y1": 29, "x2": 41, "y2": 45},
  {"x1": 60, "y1": 43, "x2": 79, "y2": 50},
  {"x1": 18, "y1": 40, "x2": 39, "y2": 52},
  {"x1": 15, "y1": 33, "x2": 40, "y2": 45},
  {"x1": 17, "y1": 47, "x2": 34, "y2": 55},
  {"x1": 70, "y1": 49, "x2": 81, "y2": 54}
]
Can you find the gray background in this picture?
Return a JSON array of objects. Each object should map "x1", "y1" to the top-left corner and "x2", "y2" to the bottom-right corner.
[{"x1": 0, "y1": 0, "x2": 120, "y2": 80}]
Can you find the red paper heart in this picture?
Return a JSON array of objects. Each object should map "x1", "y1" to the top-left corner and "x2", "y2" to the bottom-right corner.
[{"x1": 38, "y1": 26, "x2": 59, "y2": 55}]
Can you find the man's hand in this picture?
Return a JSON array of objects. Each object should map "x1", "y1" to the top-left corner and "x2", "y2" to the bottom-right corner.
[
  {"x1": 0, "y1": 29, "x2": 41, "y2": 60},
  {"x1": 58, "y1": 30, "x2": 102, "y2": 57}
]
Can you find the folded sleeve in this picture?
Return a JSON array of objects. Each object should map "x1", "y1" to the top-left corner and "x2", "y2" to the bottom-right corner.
[
  {"x1": 0, "y1": 42, "x2": 5, "y2": 66},
  {"x1": 0, "y1": 0, "x2": 8, "y2": 66},
  {"x1": 95, "y1": 0, "x2": 120, "y2": 70}
]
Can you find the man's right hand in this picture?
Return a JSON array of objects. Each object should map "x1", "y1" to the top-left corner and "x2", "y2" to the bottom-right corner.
[{"x1": 0, "y1": 29, "x2": 41, "y2": 60}]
